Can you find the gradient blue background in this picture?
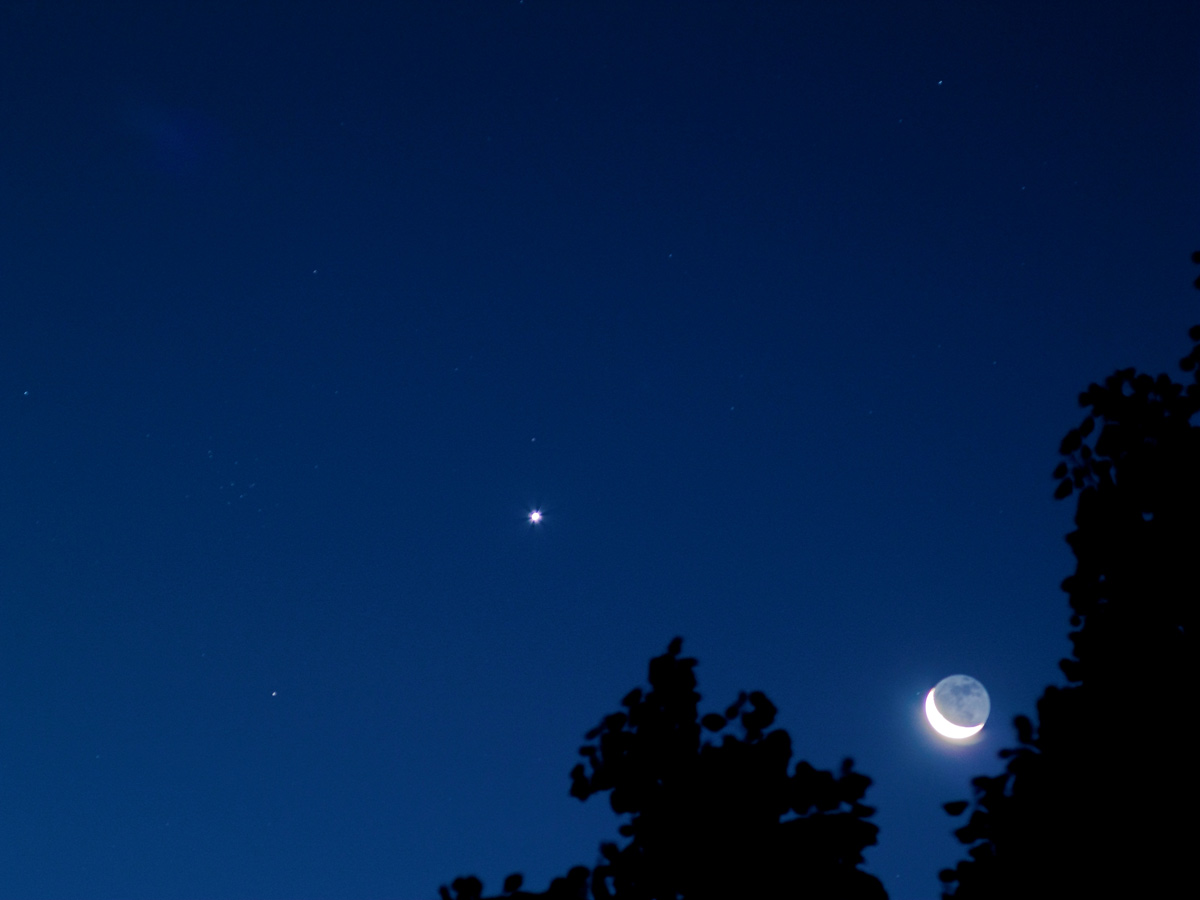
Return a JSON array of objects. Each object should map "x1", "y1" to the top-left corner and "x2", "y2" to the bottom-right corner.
[{"x1": 1, "y1": 2, "x2": 1196, "y2": 897}]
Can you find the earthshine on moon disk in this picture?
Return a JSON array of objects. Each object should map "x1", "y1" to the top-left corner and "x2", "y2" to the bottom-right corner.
[{"x1": 925, "y1": 674, "x2": 990, "y2": 740}]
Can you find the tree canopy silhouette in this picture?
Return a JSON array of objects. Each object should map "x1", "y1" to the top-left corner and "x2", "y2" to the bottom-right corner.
[
  {"x1": 439, "y1": 638, "x2": 886, "y2": 899},
  {"x1": 938, "y1": 254, "x2": 1199, "y2": 898}
]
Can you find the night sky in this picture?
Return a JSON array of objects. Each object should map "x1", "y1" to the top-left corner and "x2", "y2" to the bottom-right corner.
[{"x1": 1, "y1": 2, "x2": 1196, "y2": 898}]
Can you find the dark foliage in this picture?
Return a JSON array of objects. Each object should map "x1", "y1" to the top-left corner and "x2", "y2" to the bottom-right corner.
[
  {"x1": 939, "y1": 255, "x2": 1199, "y2": 897},
  {"x1": 440, "y1": 638, "x2": 886, "y2": 899}
]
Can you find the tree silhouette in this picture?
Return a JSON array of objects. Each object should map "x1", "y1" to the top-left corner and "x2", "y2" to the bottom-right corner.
[
  {"x1": 938, "y1": 254, "x2": 1200, "y2": 898},
  {"x1": 440, "y1": 638, "x2": 886, "y2": 899}
]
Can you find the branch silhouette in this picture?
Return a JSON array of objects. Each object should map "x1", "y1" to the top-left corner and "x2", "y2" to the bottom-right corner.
[
  {"x1": 938, "y1": 253, "x2": 1199, "y2": 898},
  {"x1": 440, "y1": 638, "x2": 886, "y2": 899}
]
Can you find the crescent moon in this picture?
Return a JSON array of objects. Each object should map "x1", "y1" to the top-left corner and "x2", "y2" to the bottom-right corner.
[{"x1": 925, "y1": 688, "x2": 984, "y2": 739}]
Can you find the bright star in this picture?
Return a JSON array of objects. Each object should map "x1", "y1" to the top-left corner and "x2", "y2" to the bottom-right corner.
[{"x1": 528, "y1": 510, "x2": 543, "y2": 524}]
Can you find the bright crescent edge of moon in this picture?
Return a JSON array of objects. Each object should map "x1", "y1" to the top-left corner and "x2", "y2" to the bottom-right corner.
[{"x1": 925, "y1": 688, "x2": 985, "y2": 740}]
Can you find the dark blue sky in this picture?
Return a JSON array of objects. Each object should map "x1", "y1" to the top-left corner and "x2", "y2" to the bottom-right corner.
[{"x1": 1, "y1": 2, "x2": 1196, "y2": 897}]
